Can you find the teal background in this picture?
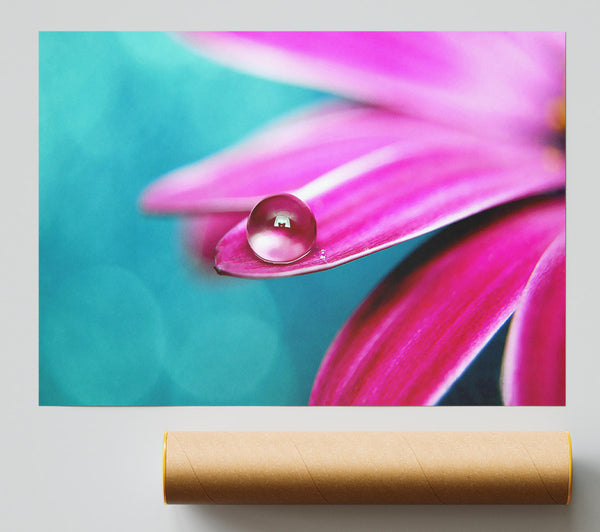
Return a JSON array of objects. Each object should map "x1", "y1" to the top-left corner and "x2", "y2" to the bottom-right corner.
[{"x1": 39, "y1": 32, "x2": 503, "y2": 405}]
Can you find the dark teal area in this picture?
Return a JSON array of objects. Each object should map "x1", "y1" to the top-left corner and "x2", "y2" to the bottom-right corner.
[
  {"x1": 439, "y1": 320, "x2": 510, "y2": 406},
  {"x1": 39, "y1": 32, "x2": 504, "y2": 406}
]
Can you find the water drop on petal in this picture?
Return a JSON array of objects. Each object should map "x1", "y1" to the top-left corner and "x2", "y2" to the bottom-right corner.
[{"x1": 246, "y1": 193, "x2": 317, "y2": 264}]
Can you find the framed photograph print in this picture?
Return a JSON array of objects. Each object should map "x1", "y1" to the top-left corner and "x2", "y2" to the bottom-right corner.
[{"x1": 39, "y1": 31, "x2": 565, "y2": 407}]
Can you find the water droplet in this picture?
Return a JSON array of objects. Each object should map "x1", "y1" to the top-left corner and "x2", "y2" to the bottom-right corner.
[
  {"x1": 319, "y1": 249, "x2": 327, "y2": 262},
  {"x1": 246, "y1": 193, "x2": 317, "y2": 264}
]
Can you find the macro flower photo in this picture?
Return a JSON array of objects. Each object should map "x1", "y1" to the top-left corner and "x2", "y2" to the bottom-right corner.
[{"x1": 39, "y1": 31, "x2": 565, "y2": 406}]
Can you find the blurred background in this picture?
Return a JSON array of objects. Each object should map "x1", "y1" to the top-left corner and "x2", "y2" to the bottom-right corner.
[{"x1": 39, "y1": 32, "x2": 505, "y2": 405}]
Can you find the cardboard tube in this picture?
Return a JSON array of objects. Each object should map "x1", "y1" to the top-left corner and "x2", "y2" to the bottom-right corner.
[{"x1": 163, "y1": 431, "x2": 572, "y2": 505}]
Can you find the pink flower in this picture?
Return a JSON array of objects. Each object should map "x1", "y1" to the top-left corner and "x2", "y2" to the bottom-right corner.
[{"x1": 140, "y1": 32, "x2": 565, "y2": 405}]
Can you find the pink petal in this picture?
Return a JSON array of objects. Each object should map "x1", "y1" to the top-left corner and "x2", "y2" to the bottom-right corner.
[
  {"x1": 215, "y1": 142, "x2": 565, "y2": 278},
  {"x1": 181, "y1": 32, "x2": 565, "y2": 142},
  {"x1": 309, "y1": 197, "x2": 565, "y2": 406},
  {"x1": 184, "y1": 213, "x2": 246, "y2": 267},
  {"x1": 140, "y1": 101, "x2": 464, "y2": 215},
  {"x1": 501, "y1": 233, "x2": 566, "y2": 405}
]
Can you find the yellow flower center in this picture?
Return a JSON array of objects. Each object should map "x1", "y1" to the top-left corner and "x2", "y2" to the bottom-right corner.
[
  {"x1": 541, "y1": 96, "x2": 566, "y2": 171},
  {"x1": 544, "y1": 96, "x2": 566, "y2": 160},
  {"x1": 548, "y1": 97, "x2": 566, "y2": 133}
]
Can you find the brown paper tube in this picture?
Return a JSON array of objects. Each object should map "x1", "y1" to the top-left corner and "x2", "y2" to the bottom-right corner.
[{"x1": 163, "y1": 431, "x2": 572, "y2": 505}]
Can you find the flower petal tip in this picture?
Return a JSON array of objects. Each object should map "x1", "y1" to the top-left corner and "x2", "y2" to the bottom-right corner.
[{"x1": 138, "y1": 181, "x2": 175, "y2": 214}]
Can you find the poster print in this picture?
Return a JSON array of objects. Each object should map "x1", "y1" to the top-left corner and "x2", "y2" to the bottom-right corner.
[{"x1": 39, "y1": 32, "x2": 565, "y2": 406}]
